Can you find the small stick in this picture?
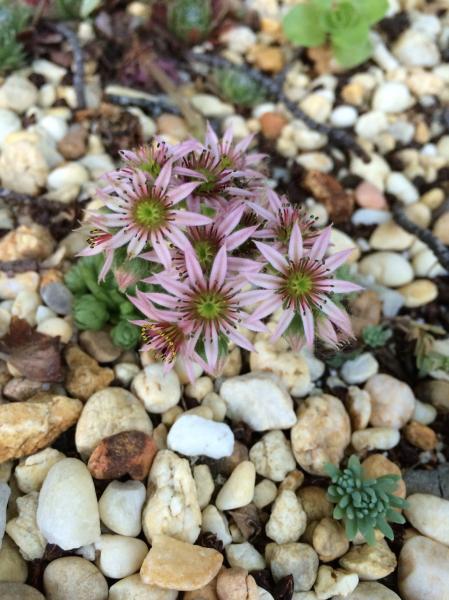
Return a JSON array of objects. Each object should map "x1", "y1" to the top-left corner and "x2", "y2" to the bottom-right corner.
[
  {"x1": 391, "y1": 201, "x2": 449, "y2": 272},
  {"x1": 0, "y1": 259, "x2": 39, "y2": 274},
  {"x1": 187, "y1": 52, "x2": 371, "y2": 162},
  {"x1": 50, "y1": 22, "x2": 86, "y2": 109}
]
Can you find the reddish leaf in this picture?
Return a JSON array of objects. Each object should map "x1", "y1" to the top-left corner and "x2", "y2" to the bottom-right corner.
[{"x1": 0, "y1": 318, "x2": 63, "y2": 382}]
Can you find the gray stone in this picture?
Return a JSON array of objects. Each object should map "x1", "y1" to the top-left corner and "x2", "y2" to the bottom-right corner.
[
  {"x1": 0, "y1": 482, "x2": 11, "y2": 543},
  {"x1": 403, "y1": 469, "x2": 441, "y2": 497},
  {"x1": 40, "y1": 282, "x2": 73, "y2": 315}
]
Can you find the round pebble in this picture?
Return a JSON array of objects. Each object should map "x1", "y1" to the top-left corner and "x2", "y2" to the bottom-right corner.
[
  {"x1": 43, "y1": 557, "x2": 108, "y2": 600},
  {"x1": 40, "y1": 282, "x2": 73, "y2": 315}
]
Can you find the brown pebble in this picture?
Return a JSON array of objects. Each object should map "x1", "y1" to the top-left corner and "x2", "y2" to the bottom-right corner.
[
  {"x1": 88, "y1": 430, "x2": 158, "y2": 480},
  {"x1": 216, "y1": 568, "x2": 258, "y2": 600},
  {"x1": 57, "y1": 124, "x2": 87, "y2": 160},
  {"x1": 404, "y1": 421, "x2": 437, "y2": 451},
  {"x1": 259, "y1": 112, "x2": 287, "y2": 140},
  {"x1": 349, "y1": 290, "x2": 382, "y2": 337},
  {"x1": 303, "y1": 170, "x2": 354, "y2": 224},
  {"x1": 64, "y1": 345, "x2": 114, "y2": 402}
]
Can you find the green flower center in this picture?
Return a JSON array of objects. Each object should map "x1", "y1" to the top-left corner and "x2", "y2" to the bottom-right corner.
[
  {"x1": 194, "y1": 239, "x2": 217, "y2": 269},
  {"x1": 286, "y1": 271, "x2": 313, "y2": 298},
  {"x1": 197, "y1": 167, "x2": 219, "y2": 195},
  {"x1": 195, "y1": 291, "x2": 226, "y2": 320},
  {"x1": 134, "y1": 196, "x2": 167, "y2": 230},
  {"x1": 141, "y1": 159, "x2": 161, "y2": 178}
]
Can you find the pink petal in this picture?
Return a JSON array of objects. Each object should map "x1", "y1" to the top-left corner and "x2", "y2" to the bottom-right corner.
[
  {"x1": 219, "y1": 205, "x2": 245, "y2": 236},
  {"x1": 271, "y1": 308, "x2": 295, "y2": 341},
  {"x1": 247, "y1": 295, "x2": 283, "y2": 320},
  {"x1": 327, "y1": 279, "x2": 363, "y2": 293},
  {"x1": 205, "y1": 122, "x2": 219, "y2": 155},
  {"x1": 151, "y1": 233, "x2": 172, "y2": 268},
  {"x1": 226, "y1": 327, "x2": 255, "y2": 352},
  {"x1": 300, "y1": 302, "x2": 314, "y2": 347},
  {"x1": 173, "y1": 210, "x2": 212, "y2": 226},
  {"x1": 238, "y1": 289, "x2": 274, "y2": 307},
  {"x1": 209, "y1": 245, "x2": 228, "y2": 289},
  {"x1": 98, "y1": 250, "x2": 114, "y2": 281},
  {"x1": 167, "y1": 181, "x2": 200, "y2": 205},
  {"x1": 254, "y1": 241, "x2": 288, "y2": 273},
  {"x1": 317, "y1": 318, "x2": 339, "y2": 347},
  {"x1": 288, "y1": 222, "x2": 304, "y2": 263},
  {"x1": 321, "y1": 298, "x2": 352, "y2": 334},
  {"x1": 226, "y1": 226, "x2": 257, "y2": 251},
  {"x1": 247, "y1": 272, "x2": 283, "y2": 289},
  {"x1": 184, "y1": 244, "x2": 205, "y2": 287},
  {"x1": 155, "y1": 160, "x2": 173, "y2": 192},
  {"x1": 308, "y1": 226, "x2": 332, "y2": 261},
  {"x1": 324, "y1": 248, "x2": 355, "y2": 272},
  {"x1": 266, "y1": 189, "x2": 283, "y2": 212}
]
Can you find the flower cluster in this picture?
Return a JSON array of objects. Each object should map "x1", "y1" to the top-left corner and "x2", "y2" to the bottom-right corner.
[{"x1": 80, "y1": 123, "x2": 360, "y2": 380}]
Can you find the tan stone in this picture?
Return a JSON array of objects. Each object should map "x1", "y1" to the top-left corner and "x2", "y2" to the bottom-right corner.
[
  {"x1": 140, "y1": 535, "x2": 223, "y2": 591},
  {"x1": 0, "y1": 225, "x2": 54, "y2": 261},
  {"x1": 312, "y1": 518, "x2": 349, "y2": 562},
  {"x1": 339, "y1": 540, "x2": 397, "y2": 581},
  {"x1": 0, "y1": 141, "x2": 48, "y2": 196},
  {"x1": 75, "y1": 387, "x2": 153, "y2": 459},
  {"x1": 365, "y1": 374, "x2": 415, "y2": 430},
  {"x1": 216, "y1": 568, "x2": 258, "y2": 600},
  {"x1": 433, "y1": 211, "x2": 449, "y2": 245},
  {"x1": 64, "y1": 345, "x2": 114, "y2": 402},
  {"x1": 0, "y1": 394, "x2": 82, "y2": 462},
  {"x1": 291, "y1": 394, "x2": 351, "y2": 475},
  {"x1": 370, "y1": 221, "x2": 414, "y2": 251},
  {"x1": 6, "y1": 492, "x2": 46, "y2": 560},
  {"x1": 249, "y1": 46, "x2": 284, "y2": 73},
  {"x1": 346, "y1": 387, "x2": 371, "y2": 431},
  {"x1": 0, "y1": 536, "x2": 27, "y2": 583},
  {"x1": 399, "y1": 280, "x2": 438, "y2": 308},
  {"x1": 143, "y1": 450, "x2": 201, "y2": 544},
  {"x1": 109, "y1": 575, "x2": 179, "y2": 600},
  {"x1": 404, "y1": 421, "x2": 437, "y2": 450},
  {"x1": 297, "y1": 487, "x2": 333, "y2": 522},
  {"x1": 361, "y1": 454, "x2": 406, "y2": 500},
  {"x1": 399, "y1": 536, "x2": 449, "y2": 600}
]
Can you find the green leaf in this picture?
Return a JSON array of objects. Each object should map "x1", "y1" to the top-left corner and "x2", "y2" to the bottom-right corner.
[
  {"x1": 110, "y1": 319, "x2": 141, "y2": 350},
  {"x1": 282, "y1": 4, "x2": 327, "y2": 47},
  {"x1": 376, "y1": 517, "x2": 394, "y2": 540},
  {"x1": 361, "y1": 0, "x2": 389, "y2": 24},
  {"x1": 80, "y1": 0, "x2": 102, "y2": 17},
  {"x1": 331, "y1": 35, "x2": 372, "y2": 67},
  {"x1": 73, "y1": 294, "x2": 109, "y2": 331},
  {"x1": 64, "y1": 264, "x2": 87, "y2": 294}
]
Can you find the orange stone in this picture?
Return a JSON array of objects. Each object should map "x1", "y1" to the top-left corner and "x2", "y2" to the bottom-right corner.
[
  {"x1": 404, "y1": 421, "x2": 437, "y2": 451},
  {"x1": 88, "y1": 430, "x2": 157, "y2": 480},
  {"x1": 362, "y1": 454, "x2": 406, "y2": 500},
  {"x1": 259, "y1": 112, "x2": 287, "y2": 140}
]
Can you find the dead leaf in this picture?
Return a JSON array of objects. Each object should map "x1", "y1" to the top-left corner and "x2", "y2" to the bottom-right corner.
[{"x1": 0, "y1": 317, "x2": 63, "y2": 382}]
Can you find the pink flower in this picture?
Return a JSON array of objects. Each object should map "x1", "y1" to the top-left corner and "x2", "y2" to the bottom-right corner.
[
  {"x1": 175, "y1": 123, "x2": 265, "y2": 210},
  {"x1": 142, "y1": 204, "x2": 261, "y2": 276},
  {"x1": 134, "y1": 245, "x2": 266, "y2": 374},
  {"x1": 86, "y1": 161, "x2": 211, "y2": 265},
  {"x1": 244, "y1": 224, "x2": 362, "y2": 349},
  {"x1": 250, "y1": 189, "x2": 320, "y2": 249}
]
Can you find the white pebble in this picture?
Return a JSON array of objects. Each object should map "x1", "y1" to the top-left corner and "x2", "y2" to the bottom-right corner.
[
  {"x1": 47, "y1": 163, "x2": 89, "y2": 190},
  {"x1": 341, "y1": 353, "x2": 379, "y2": 385},
  {"x1": 131, "y1": 363, "x2": 181, "y2": 413},
  {"x1": 386, "y1": 172, "x2": 419, "y2": 205},
  {"x1": 95, "y1": 534, "x2": 148, "y2": 579},
  {"x1": 99, "y1": 481, "x2": 146, "y2": 537},
  {"x1": 372, "y1": 82, "x2": 414, "y2": 113},
  {"x1": 167, "y1": 415, "x2": 234, "y2": 459},
  {"x1": 38, "y1": 115, "x2": 68, "y2": 142},
  {"x1": 0, "y1": 109, "x2": 21, "y2": 148},
  {"x1": 355, "y1": 111, "x2": 388, "y2": 139},
  {"x1": 330, "y1": 105, "x2": 358, "y2": 128},
  {"x1": 36, "y1": 317, "x2": 72, "y2": 343}
]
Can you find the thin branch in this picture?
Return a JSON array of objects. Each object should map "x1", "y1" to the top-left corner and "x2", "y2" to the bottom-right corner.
[
  {"x1": 49, "y1": 22, "x2": 86, "y2": 109},
  {"x1": 144, "y1": 51, "x2": 205, "y2": 138},
  {"x1": 391, "y1": 201, "x2": 449, "y2": 272},
  {"x1": 0, "y1": 259, "x2": 39, "y2": 274},
  {"x1": 187, "y1": 52, "x2": 371, "y2": 163}
]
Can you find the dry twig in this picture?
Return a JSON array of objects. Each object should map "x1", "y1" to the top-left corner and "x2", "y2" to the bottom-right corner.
[
  {"x1": 391, "y1": 201, "x2": 449, "y2": 272},
  {"x1": 49, "y1": 22, "x2": 86, "y2": 109}
]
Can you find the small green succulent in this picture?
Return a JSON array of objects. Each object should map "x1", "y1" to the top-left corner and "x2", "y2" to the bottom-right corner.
[
  {"x1": 0, "y1": 1, "x2": 31, "y2": 74},
  {"x1": 326, "y1": 455, "x2": 406, "y2": 545},
  {"x1": 362, "y1": 324, "x2": 393, "y2": 348},
  {"x1": 214, "y1": 68, "x2": 265, "y2": 108},
  {"x1": 65, "y1": 254, "x2": 143, "y2": 349},
  {"x1": 282, "y1": 0, "x2": 388, "y2": 68},
  {"x1": 167, "y1": 0, "x2": 213, "y2": 45}
]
